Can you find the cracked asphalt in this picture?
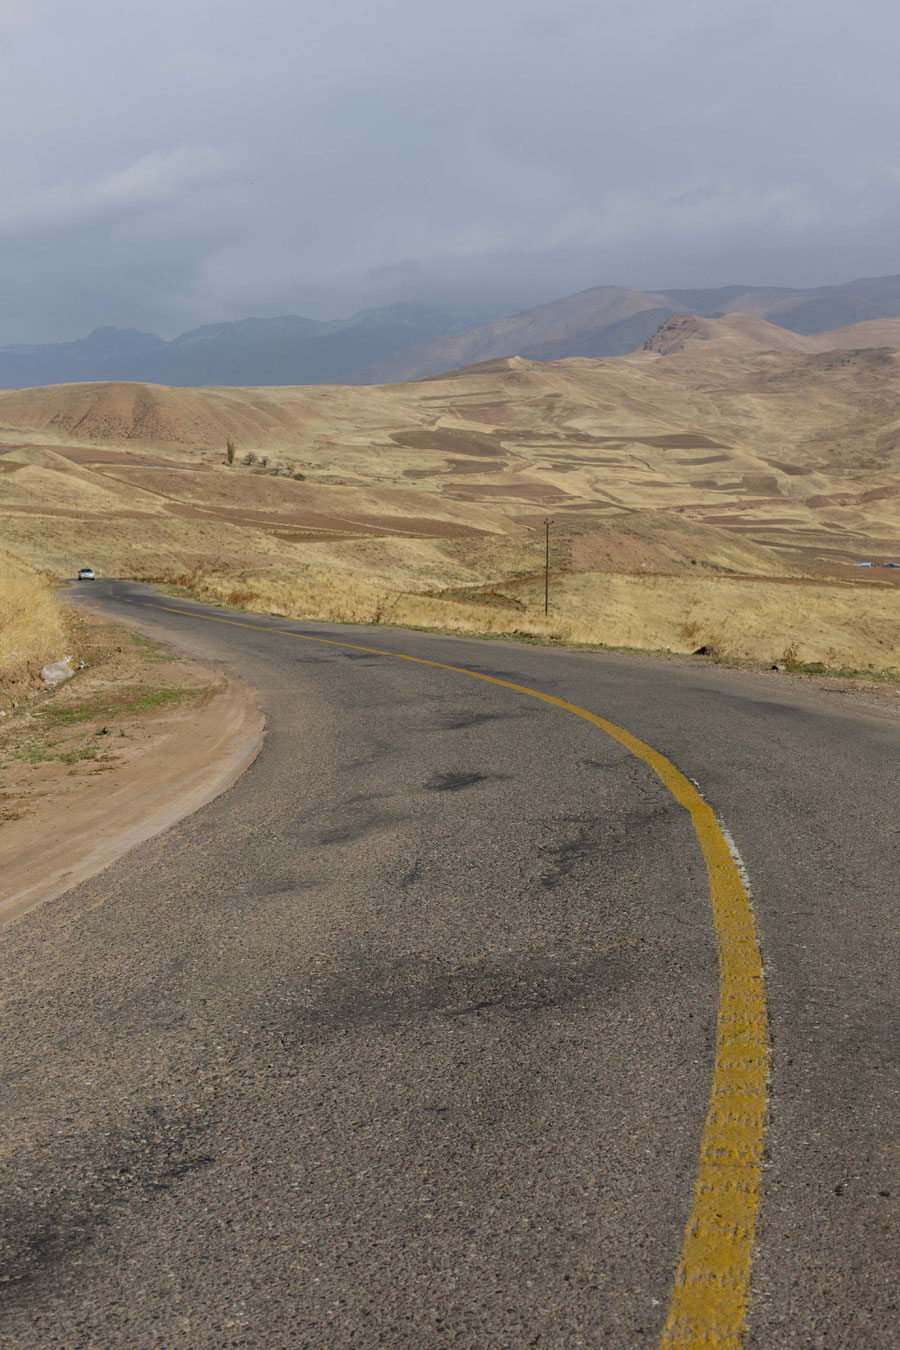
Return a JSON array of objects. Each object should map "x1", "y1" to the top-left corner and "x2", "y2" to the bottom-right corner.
[{"x1": 0, "y1": 581, "x2": 896, "y2": 1348}]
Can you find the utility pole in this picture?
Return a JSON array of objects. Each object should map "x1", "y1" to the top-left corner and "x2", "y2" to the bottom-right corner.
[{"x1": 544, "y1": 517, "x2": 553, "y2": 615}]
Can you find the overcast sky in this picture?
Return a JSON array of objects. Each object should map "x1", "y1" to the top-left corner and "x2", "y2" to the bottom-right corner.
[{"x1": 2, "y1": 0, "x2": 899, "y2": 341}]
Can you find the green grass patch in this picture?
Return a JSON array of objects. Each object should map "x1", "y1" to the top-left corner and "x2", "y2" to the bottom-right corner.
[
  {"x1": 127, "y1": 631, "x2": 174, "y2": 662},
  {"x1": 667, "y1": 649, "x2": 900, "y2": 683},
  {"x1": 139, "y1": 581, "x2": 195, "y2": 601},
  {"x1": 12, "y1": 741, "x2": 65, "y2": 765},
  {"x1": 60, "y1": 745, "x2": 101, "y2": 765},
  {"x1": 3, "y1": 684, "x2": 202, "y2": 770},
  {"x1": 7, "y1": 736, "x2": 98, "y2": 766},
  {"x1": 41, "y1": 685, "x2": 200, "y2": 726},
  {"x1": 778, "y1": 657, "x2": 896, "y2": 681},
  {"x1": 123, "y1": 686, "x2": 200, "y2": 713}
]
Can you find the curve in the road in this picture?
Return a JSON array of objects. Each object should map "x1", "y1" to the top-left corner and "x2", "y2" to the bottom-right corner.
[{"x1": 125, "y1": 595, "x2": 768, "y2": 1350}]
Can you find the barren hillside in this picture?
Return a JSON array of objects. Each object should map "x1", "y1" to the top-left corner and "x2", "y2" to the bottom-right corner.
[
  {"x1": 2, "y1": 339, "x2": 899, "y2": 668},
  {"x1": 644, "y1": 311, "x2": 900, "y2": 356},
  {"x1": 350, "y1": 275, "x2": 900, "y2": 383},
  {"x1": 350, "y1": 287, "x2": 682, "y2": 384}
]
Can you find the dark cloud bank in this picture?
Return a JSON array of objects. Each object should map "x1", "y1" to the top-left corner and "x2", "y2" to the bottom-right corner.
[{"x1": 2, "y1": 0, "x2": 898, "y2": 346}]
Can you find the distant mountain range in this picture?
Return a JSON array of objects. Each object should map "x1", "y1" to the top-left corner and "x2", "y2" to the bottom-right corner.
[
  {"x1": 0, "y1": 305, "x2": 485, "y2": 391},
  {"x1": 351, "y1": 275, "x2": 900, "y2": 383},
  {"x1": 4, "y1": 274, "x2": 900, "y2": 390}
]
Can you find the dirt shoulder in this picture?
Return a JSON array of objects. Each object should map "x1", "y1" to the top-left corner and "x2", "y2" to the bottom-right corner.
[{"x1": 0, "y1": 612, "x2": 264, "y2": 925}]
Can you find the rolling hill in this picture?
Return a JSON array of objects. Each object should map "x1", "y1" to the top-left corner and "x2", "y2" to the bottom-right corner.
[
  {"x1": 2, "y1": 329, "x2": 900, "y2": 672},
  {"x1": 642, "y1": 312, "x2": 900, "y2": 356}
]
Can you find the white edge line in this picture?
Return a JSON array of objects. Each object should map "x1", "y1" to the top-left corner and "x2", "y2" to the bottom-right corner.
[{"x1": 717, "y1": 818, "x2": 753, "y2": 894}]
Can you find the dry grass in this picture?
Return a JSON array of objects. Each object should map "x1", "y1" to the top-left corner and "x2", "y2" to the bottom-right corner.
[
  {"x1": 0, "y1": 549, "x2": 70, "y2": 707},
  {"x1": 0, "y1": 550, "x2": 67, "y2": 669},
  {"x1": 158, "y1": 564, "x2": 397, "y2": 627},
  {"x1": 151, "y1": 562, "x2": 900, "y2": 673}
]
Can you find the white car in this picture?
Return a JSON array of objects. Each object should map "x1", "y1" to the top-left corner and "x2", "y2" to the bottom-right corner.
[{"x1": 77, "y1": 567, "x2": 95, "y2": 581}]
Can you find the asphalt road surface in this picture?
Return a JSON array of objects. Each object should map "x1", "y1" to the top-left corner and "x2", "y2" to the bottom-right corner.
[{"x1": 1, "y1": 580, "x2": 896, "y2": 1349}]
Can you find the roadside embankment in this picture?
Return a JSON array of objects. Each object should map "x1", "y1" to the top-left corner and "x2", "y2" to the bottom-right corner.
[
  {"x1": 0, "y1": 611, "x2": 263, "y2": 925},
  {"x1": 0, "y1": 549, "x2": 70, "y2": 708},
  {"x1": 150, "y1": 561, "x2": 900, "y2": 677}
]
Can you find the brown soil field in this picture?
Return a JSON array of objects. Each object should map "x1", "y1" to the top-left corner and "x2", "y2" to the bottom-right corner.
[{"x1": 1, "y1": 332, "x2": 899, "y2": 671}]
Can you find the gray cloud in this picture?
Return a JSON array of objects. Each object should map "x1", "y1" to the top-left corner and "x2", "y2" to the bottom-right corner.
[{"x1": 2, "y1": 0, "x2": 899, "y2": 341}]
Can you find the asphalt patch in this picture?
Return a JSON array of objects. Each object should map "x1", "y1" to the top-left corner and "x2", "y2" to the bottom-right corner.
[
  {"x1": 436, "y1": 709, "x2": 528, "y2": 730},
  {"x1": 288, "y1": 946, "x2": 632, "y2": 1034},
  {"x1": 0, "y1": 1106, "x2": 215, "y2": 1296},
  {"x1": 424, "y1": 769, "x2": 492, "y2": 792}
]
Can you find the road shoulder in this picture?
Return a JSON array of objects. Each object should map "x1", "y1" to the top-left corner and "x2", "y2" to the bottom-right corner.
[{"x1": 0, "y1": 613, "x2": 264, "y2": 925}]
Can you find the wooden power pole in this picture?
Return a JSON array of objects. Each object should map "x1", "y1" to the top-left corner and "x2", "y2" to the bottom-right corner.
[{"x1": 544, "y1": 517, "x2": 552, "y2": 615}]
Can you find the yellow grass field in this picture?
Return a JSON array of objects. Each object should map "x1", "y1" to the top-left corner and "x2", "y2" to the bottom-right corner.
[
  {"x1": 158, "y1": 562, "x2": 899, "y2": 672},
  {"x1": 1, "y1": 330, "x2": 898, "y2": 673},
  {"x1": 0, "y1": 550, "x2": 69, "y2": 703}
]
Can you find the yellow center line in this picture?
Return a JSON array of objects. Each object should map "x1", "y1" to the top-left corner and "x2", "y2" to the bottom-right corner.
[{"x1": 131, "y1": 595, "x2": 769, "y2": 1348}]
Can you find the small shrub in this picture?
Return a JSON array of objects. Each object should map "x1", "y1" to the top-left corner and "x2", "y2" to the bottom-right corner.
[{"x1": 242, "y1": 450, "x2": 257, "y2": 466}]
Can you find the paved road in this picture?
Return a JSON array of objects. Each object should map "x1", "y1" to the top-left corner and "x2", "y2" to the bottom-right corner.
[{"x1": 1, "y1": 581, "x2": 896, "y2": 1348}]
